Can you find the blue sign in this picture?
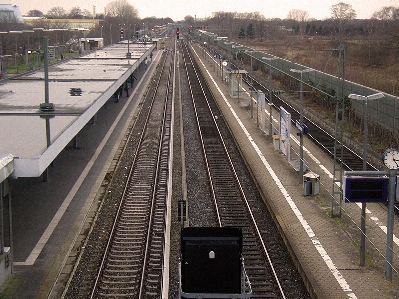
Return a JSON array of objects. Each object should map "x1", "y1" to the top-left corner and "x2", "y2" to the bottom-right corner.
[
  {"x1": 344, "y1": 177, "x2": 389, "y2": 203},
  {"x1": 295, "y1": 120, "x2": 308, "y2": 135}
]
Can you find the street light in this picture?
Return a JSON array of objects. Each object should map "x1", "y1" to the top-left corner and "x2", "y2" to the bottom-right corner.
[
  {"x1": 348, "y1": 92, "x2": 384, "y2": 266},
  {"x1": 223, "y1": 41, "x2": 234, "y2": 69},
  {"x1": 9, "y1": 30, "x2": 22, "y2": 73},
  {"x1": 33, "y1": 28, "x2": 44, "y2": 67},
  {"x1": 127, "y1": 24, "x2": 131, "y2": 58},
  {"x1": 0, "y1": 31, "x2": 7, "y2": 55},
  {"x1": 262, "y1": 56, "x2": 277, "y2": 138},
  {"x1": 110, "y1": 24, "x2": 113, "y2": 45},
  {"x1": 290, "y1": 68, "x2": 313, "y2": 182},
  {"x1": 22, "y1": 30, "x2": 34, "y2": 66},
  {"x1": 244, "y1": 50, "x2": 256, "y2": 119}
]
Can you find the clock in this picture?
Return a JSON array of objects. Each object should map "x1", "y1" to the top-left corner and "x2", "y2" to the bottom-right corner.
[{"x1": 382, "y1": 148, "x2": 399, "y2": 169}]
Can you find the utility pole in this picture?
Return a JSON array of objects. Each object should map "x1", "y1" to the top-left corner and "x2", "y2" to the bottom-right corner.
[{"x1": 332, "y1": 44, "x2": 345, "y2": 218}]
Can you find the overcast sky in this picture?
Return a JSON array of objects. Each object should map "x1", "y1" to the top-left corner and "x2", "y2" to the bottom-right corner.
[{"x1": 12, "y1": 0, "x2": 399, "y2": 21}]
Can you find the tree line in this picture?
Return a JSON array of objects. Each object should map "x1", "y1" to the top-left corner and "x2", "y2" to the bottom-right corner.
[{"x1": 187, "y1": 3, "x2": 399, "y2": 39}]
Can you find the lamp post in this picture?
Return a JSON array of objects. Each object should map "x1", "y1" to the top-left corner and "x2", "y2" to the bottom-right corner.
[
  {"x1": 244, "y1": 50, "x2": 255, "y2": 119},
  {"x1": 223, "y1": 41, "x2": 233, "y2": 69},
  {"x1": 110, "y1": 24, "x2": 113, "y2": 45},
  {"x1": 0, "y1": 31, "x2": 7, "y2": 78},
  {"x1": 22, "y1": 30, "x2": 34, "y2": 67},
  {"x1": 0, "y1": 31, "x2": 7, "y2": 55},
  {"x1": 348, "y1": 92, "x2": 384, "y2": 266},
  {"x1": 127, "y1": 24, "x2": 131, "y2": 58},
  {"x1": 9, "y1": 30, "x2": 22, "y2": 73},
  {"x1": 290, "y1": 68, "x2": 313, "y2": 183},
  {"x1": 263, "y1": 56, "x2": 277, "y2": 138},
  {"x1": 101, "y1": 25, "x2": 103, "y2": 38}
]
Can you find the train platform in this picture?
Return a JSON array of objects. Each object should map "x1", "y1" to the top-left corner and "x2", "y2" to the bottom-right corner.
[
  {"x1": 191, "y1": 42, "x2": 399, "y2": 298},
  {"x1": 0, "y1": 46, "x2": 161, "y2": 299},
  {"x1": 0, "y1": 42, "x2": 152, "y2": 178}
]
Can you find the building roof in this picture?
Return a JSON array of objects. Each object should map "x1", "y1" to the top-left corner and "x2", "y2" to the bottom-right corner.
[
  {"x1": 0, "y1": 4, "x2": 23, "y2": 23},
  {"x1": 0, "y1": 42, "x2": 154, "y2": 177}
]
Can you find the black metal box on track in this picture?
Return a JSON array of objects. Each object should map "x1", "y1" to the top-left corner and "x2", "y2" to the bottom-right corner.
[{"x1": 180, "y1": 227, "x2": 242, "y2": 294}]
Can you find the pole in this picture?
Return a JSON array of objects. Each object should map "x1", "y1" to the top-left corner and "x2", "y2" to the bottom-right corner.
[
  {"x1": 386, "y1": 169, "x2": 396, "y2": 280},
  {"x1": 127, "y1": 25, "x2": 130, "y2": 56},
  {"x1": 263, "y1": 57, "x2": 276, "y2": 138},
  {"x1": 229, "y1": 44, "x2": 232, "y2": 69},
  {"x1": 221, "y1": 62, "x2": 223, "y2": 82},
  {"x1": 237, "y1": 75, "x2": 240, "y2": 103},
  {"x1": 110, "y1": 24, "x2": 112, "y2": 45},
  {"x1": 14, "y1": 36, "x2": 18, "y2": 73},
  {"x1": 348, "y1": 92, "x2": 385, "y2": 267},
  {"x1": 299, "y1": 72, "x2": 304, "y2": 183},
  {"x1": 44, "y1": 36, "x2": 49, "y2": 104},
  {"x1": 269, "y1": 64, "x2": 273, "y2": 138},
  {"x1": 363, "y1": 98, "x2": 368, "y2": 171},
  {"x1": 360, "y1": 98, "x2": 368, "y2": 266},
  {"x1": 250, "y1": 54, "x2": 253, "y2": 119}
]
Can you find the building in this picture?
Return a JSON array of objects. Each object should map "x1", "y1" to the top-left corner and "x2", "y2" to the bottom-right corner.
[
  {"x1": 23, "y1": 18, "x2": 101, "y2": 30},
  {"x1": 0, "y1": 4, "x2": 23, "y2": 23}
]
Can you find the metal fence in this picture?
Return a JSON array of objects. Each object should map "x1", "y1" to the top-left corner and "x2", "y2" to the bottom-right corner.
[{"x1": 195, "y1": 30, "x2": 399, "y2": 136}]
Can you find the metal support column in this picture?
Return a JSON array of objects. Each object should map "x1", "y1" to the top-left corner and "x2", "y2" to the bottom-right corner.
[{"x1": 331, "y1": 44, "x2": 345, "y2": 218}]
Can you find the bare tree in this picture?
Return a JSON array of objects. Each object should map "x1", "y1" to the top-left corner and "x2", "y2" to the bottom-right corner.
[
  {"x1": 372, "y1": 6, "x2": 399, "y2": 20},
  {"x1": 286, "y1": 9, "x2": 309, "y2": 22},
  {"x1": 46, "y1": 7, "x2": 67, "y2": 19},
  {"x1": 184, "y1": 15, "x2": 195, "y2": 24},
  {"x1": 106, "y1": 0, "x2": 139, "y2": 23},
  {"x1": 82, "y1": 9, "x2": 93, "y2": 19},
  {"x1": 69, "y1": 7, "x2": 83, "y2": 19},
  {"x1": 331, "y1": 2, "x2": 357, "y2": 20},
  {"x1": 27, "y1": 10, "x2": 44, "y2": 18},
  {"x1": 331, "y1": 2, "x2": 356, "y2": 36}
]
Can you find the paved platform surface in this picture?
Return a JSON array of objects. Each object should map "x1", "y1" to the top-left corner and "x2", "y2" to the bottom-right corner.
[{"x1": 192, "y1": 42, "x2": 399, "y2": 298}]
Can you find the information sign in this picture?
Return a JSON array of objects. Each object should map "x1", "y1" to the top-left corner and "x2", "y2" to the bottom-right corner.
[
  {"x1": 295, "y1": 120, "x2": 308, "y2": 135},
  {"x1": 344, "y1": 177, "x2": 389, "y2": 203}
]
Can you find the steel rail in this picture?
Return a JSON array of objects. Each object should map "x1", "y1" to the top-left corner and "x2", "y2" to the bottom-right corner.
[
  {"x1": 182, "y1": 39, "x2": 287, "y2": 299},
  {"x1": 90, "y1": 49, "x2": 170, "y2": 298}
]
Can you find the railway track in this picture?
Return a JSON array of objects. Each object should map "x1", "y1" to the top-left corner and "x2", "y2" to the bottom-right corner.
[
  {"x1": 90, "y1": 46, "x2": 174, "y2": 298},
  {"x1": 181, "y1": 39, "x2": 310, "y2": 299},
  {"x1": 203, "y1": 42, "x2": 379, "y2": 172},
  {"x1": 64, "y1": 36, "x2": 310, "y2": 298},
  {"x1": 216, "y1": 45, "x2": 399, "y2": 215},
  {"x1": 63, "y1": 36, "x2": 176, "y2": 298}
]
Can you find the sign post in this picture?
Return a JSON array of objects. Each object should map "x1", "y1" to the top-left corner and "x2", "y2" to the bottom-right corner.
[{"x1": 344, "y1": 168, "x2": 397, "y2": 279}]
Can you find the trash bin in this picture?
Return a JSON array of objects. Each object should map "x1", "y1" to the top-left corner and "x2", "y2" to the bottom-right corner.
[
  {"x1": 272, "y1": 135, "x2": 280, "y2": 151},
  {"x1": 303, "y1": 172, "x2": 320, "y2": 196}
]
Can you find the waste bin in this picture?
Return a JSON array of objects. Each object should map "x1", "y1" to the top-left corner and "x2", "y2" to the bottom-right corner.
[
  {"x1": 303, "y1": 172, "x2": 320, "y2": 196},
  {"x1": 272, "y1": 135, "x2": 280, "y2": 151}
]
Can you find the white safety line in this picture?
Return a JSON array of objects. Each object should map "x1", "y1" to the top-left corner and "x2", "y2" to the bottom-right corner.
[
  {"x1": 195, "y1": 50, "x2": 357, "y2": 298},
  {"x1": 289, "y1": 122, "x2": 399, "y2": 248},
  {"x1": 245, "y1": 78, "x2": 399, "y2": 249}
]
